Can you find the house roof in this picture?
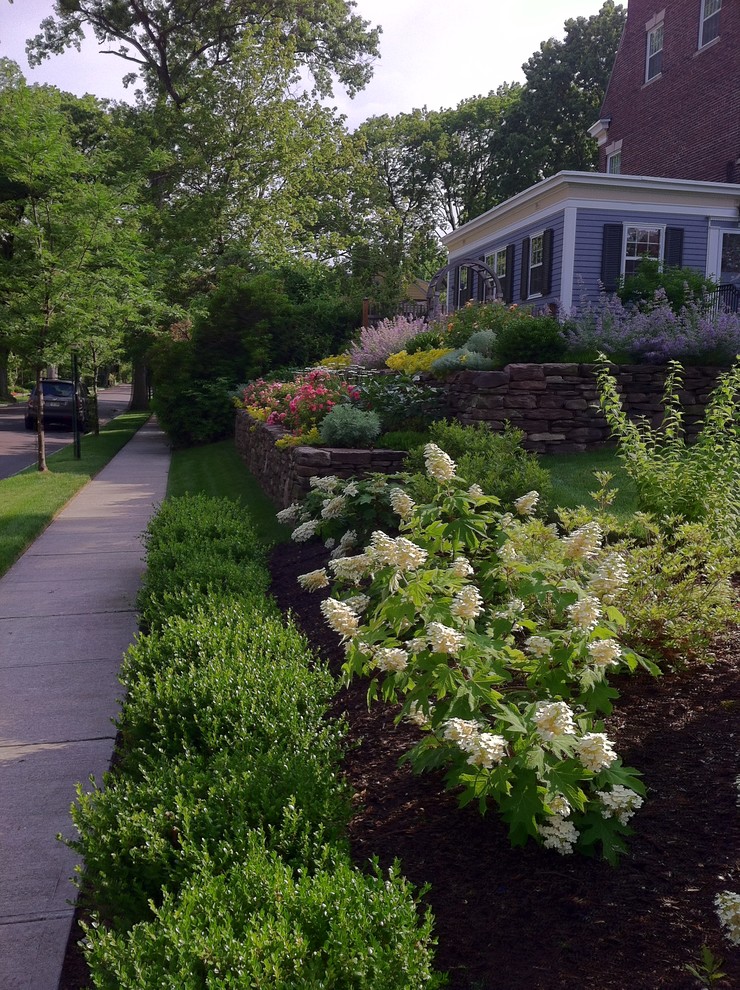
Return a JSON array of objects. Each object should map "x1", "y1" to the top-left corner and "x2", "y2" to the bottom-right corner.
[{"x1": 443, "y1": 170, "x2": 740, "y2": 258}]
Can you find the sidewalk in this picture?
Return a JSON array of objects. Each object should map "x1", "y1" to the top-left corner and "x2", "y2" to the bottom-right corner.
[{"x1": 0, "y1": 418, "x2": 170, "y2": 990}]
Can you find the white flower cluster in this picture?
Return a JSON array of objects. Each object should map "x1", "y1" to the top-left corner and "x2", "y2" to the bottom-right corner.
[
  {"x1": 588, "y1": 638, "x2": 622, "y2": 668},
  {"x1": 562, "y1": 521, "x2": 603, "y2": 561},
  {"x1": 499, "y1": 542, "x2": 519, "y2": 564},
  {"x1": 548, "y1": 794, "x2": 571, "y2": 817},
  {"x1": 297, "y1": 568, "x2": 330, "y2": 591},
  {"x1": 567, "y1": 595, "x2": 602, "y2": 631},
  {"x1": 320, "y1": 597, "x2": 360, "y2": 640},
  {"x1": 526, "y1": 635, "x2": 552, "y2": 658},
  {"x1": 715, "y1": 890, "x2": 740, "y2": 946},
  {"x1": 309, "y1": 475, "x2": 339, "y2": 492},
  {"x1": 595, "y1": 785, "x2": 643, "y2": 825},
  {"x1": 424, "y1": 443, "x2": 456, "y2": 483},
  {"x1": 367, "y1": 531, "x2": 428, "y2": 573},
  {"x1": 329, "y1": 552, "x2": 372, "y2": 584},
  {"x1": 390, "y1": 487, "x2": 415, "y2": 520},
  {"x1": 450, "y1": 556, "x2": 474, "y2": 578},
  {"x1": 276, "y1": 502, "x2": 302, "y2": 524},
  {"x1": 427, "y1": 622, "x2": 467, "y2": 656},
  {"x1": 344, "y1": 481, "x2": 359, "y2": 497},
  {"x1": 291, "y1": 519, "x2": 320, "y2": 543},
  {"x1": 405, "y1": 701, "x2": 433, "y2": 728},
  {"x1": 344, "y1": 594, "x2": 370, "y2": 614},
  {"x1": 468, "y1": 483, "x2": 485, "y2": 498},
  {"x1": 321, "y1": 494, "x2": 347, "y2": 519},
  {"x1": 514, "y1": 490, "x2": 539, "y2": 517},
  {"x1": 407, "y1": 637, "x2": 428, "y2": 654},
  {"x1": 538, "y1": 815, "x2": 579, "y2": 855},
  {"x1": 442, "y1": 718, "x2": 507, "y2": 768},
  {"x1": 575, "y1": 732, "x2": 618, "y2": 772},
  {"x1": 330, "y1": 529, "x2": 358, "y2": 560},
  {"x1": 533, "y1": 701, "x2": 577, "y2": 742},
  {"x1": 588, "y1": 552, "x2": 629, "y2": 601},
  {"x1": 450, "y1": 585, "x2": 484, "y2": 622},
  {"x1": 374, "y1": 647, "x2": 409, "y2": 673}
]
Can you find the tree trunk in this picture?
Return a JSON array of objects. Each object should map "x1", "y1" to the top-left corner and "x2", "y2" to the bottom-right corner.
[
  {"x1": 0, "y1": 345, "x2": 11, "y2": 402},
  {"x1": 128, "y1": 360, "x2": 150, "y2": 411}
]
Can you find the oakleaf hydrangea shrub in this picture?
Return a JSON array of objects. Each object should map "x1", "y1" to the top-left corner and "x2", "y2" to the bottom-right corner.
[
  {"x1": 82, "y1": 840, "x2": 443, "y2": 990},
  {"x1": 404, "y1": 420, "x2": 553, "y2": 512},
  {"x1": 319, "y1": 404, "x2": 382, "y2": 447},
  {"x1": 299, "y1": 445, "x2": 659, "y2": 863},
  {"x1": 596, "y1": 358, "x2": 740, "y2": 545},
  {"x1": 348, "y1": 315, "x2": 428, "y2": 368}
]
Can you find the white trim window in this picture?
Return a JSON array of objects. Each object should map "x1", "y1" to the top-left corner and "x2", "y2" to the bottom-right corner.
[
  {"x1": 623, "y1": 225, "x2": 665, "y2": 277},
  {"x1": 529, "y1": 232, "x2": 545, "y2": 296},
  {"x1": 699, "y1": 0, "x2": 721, "y2": 48},
  {"x1": 646, "y1": 21, "x2": 664, "y2": 81},
  {"x1": 607, "y1": 151, "x2": 622, "y2": 174}
]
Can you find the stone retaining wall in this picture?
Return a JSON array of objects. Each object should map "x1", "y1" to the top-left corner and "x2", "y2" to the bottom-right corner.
[
  {"x1": 440, "y1": 363, "x2": 724, "y2": 453},
  {"x1": 235, "y1": 412, "x2": 407, "y2": 508}
]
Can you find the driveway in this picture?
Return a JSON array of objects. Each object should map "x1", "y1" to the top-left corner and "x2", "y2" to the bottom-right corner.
[{"x1": 0, "y1": 385, "x2": 133, "y2": 481}]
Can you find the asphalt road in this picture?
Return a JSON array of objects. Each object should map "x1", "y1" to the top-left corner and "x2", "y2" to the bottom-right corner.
[{"x1": 0, "y1": 384, "x2": 132, "y2": 481}]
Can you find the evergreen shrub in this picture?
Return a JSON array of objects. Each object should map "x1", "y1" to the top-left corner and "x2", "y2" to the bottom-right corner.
[{"x1": 319, "y1": 404, "x2": 381, "y2": 447}]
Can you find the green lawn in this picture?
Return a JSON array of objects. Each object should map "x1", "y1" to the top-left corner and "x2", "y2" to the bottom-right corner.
[
  {"x1": 539, "y1": 447, "x2": 639, "y2": 517},
  {"x1": 0, "y1": 412, "x2": 150, "y2": 576},
  {"x1": 167, "y1": 439, "x2": 290, "y2": 544}
]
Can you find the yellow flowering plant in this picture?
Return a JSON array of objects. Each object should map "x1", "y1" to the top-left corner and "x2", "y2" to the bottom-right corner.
[{"x1": 302, "y1": 445, "x2": 660, "y2": 863}]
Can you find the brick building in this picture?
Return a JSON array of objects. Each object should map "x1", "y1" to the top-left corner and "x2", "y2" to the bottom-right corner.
[{"x1": 590, "y1": 0, "x2": 740, "y2": 183}]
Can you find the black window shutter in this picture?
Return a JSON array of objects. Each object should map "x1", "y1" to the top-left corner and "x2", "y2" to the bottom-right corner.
[
  {"x1": 601, "y1": 223, "x2": 623, "y2": 292},
  {"x1": 542, "y1": 228, "x2": 554, "y2": 295},
  {"x1": 520, "y1": 237, "x2": 530, "y2": 300},
  {"x1": 504, "y1": 243, "x2": 515, "y2": 303},
  {"x1": 664, "y1": 227, "x2": 684, "y2": 268}
]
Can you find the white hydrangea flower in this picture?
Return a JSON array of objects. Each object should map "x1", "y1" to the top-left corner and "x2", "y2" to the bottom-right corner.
[
  {"x1": 538, "y1": 815, "x2": 579, "y2": 855},
  {"x1": 514, "y1": 490, "x2": 539, "y2": 516},
  {"x1": 442, "y1": 718, "x2": 480, "y2": 746},
  {"x1": 309, "y1": 475, "x2": 339, "y2": 492},
  {"x1": 276, "y1": 502, "x2": 302, "y2": 524},
  {"x1": 450, "y1": 556, "x2": 474, "y2": 578},
  {"x1": 390, "y1": 487, "x2": 416, "y2": 520},
  {"x1": 320, "y1": 597, "x2": 360, "y2": 640},
  {"x1": 368, "y1": 530, "x2": 400, "y2": 566},
  {"x1": 533, "y1": 701, "x2": 577, "y2": 742},
  {"x1": 562, "y1": 521, "x2": 603, "y2": 561},
  {"x1": 297, "y1": 568, "x2": 330, "y2": 591},
  {"x1": 450, "y1": 585, "x2": 484, "y2": 621},
  {"x1": 588, "y1": 638, "x2": 622, "y2": 668},
  {"x1": 499, "y1": 512, "x2": 516, "y2": 530},
  {"x1": 428, "y1": 621, "x2": 467, "y2": 655},
  {"x1": 340, "y1": 529, "x2": 358, "y2": 547},
  {"x1": 468, "y1": 483, "x2": 485, "y2": 498},
  {"x1": 589, "y1": 552, "x2": 629, "y2": 600},
  {"x1": 321, "y1": 495, "x2": 347, "y2": 519},
  {"x1": 344, "y1": 594, "x2": 370, "y2": 614},
  {"x1": 595, "y1": 785, "x2": 644, "y2": 825},
  {"x1": 329, "y1": 553, "x2": 372, "y2": 585},
  {"x1": 324, "y1": 538, "x2": 336, "y2": 549},
  {"x1": 344, "y1": 481, "x2": 359, "y2": 497},
  {"x1": 394, "y1": 537, "x2": 428, "y2": 572},
  {"x1": 548, "y1": 794, "x2": 571, "y2": 817},
  {"x1": 424, "y1": 443, "x2": 456, "y2": 483},
  {"x1": 374, "y1": 647, "x2": 409, "y2": 673},
  {"x1": 405, "y1": 702, "x2": 433, "y2": 728},
  {"x1": 291, "y1": 519, "x2": 320, "y2": 543},
  {"x1": 465, "y1": 732, "x2": 507, "y2": 768},
  {"x1": 499, "y1": 542, "x2": 519, "y2": 564},
  {"x1": 526, "y1": 635, "x2": 552, "y2": 658},
  {"x1": 568, "y1": 595, "x2": 602, "y2": 631},
  {"x1": 575, "y1": 732, "x2": 618, "y2": 772},
  {"x1": 407, "y1": 637, "x2": 428, "y2": 654},
  {"x1": 715, "y1": 891, "x2": 740, "y2": 946}
]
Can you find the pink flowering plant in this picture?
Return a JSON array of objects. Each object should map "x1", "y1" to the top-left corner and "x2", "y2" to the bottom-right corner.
[
  {"x1": 238, "y1": 370, "x2": 360, "y2": 438},
  {"x1": 296, "y1": 445, "x2": 661, "y2": 863}
]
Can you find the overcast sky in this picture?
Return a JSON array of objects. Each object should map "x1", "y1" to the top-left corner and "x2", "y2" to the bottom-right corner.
[{"x1": 1, "y1": 0, "x2": 609, "y2": 128}]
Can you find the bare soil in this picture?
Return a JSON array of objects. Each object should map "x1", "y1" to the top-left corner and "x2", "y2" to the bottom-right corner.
[{"x1": 60, "y1": 539, "x2": 740, "y2": 990}]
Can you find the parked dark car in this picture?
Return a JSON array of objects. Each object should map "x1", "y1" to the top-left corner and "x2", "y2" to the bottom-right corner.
[{"x1": 25, "y1": 380, "x2": 89, "y2": 432}]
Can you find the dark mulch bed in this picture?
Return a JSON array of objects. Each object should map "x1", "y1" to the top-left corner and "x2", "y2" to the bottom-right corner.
[{"x1": 60, "y1": 539, "x2": 740, "y2": 990}]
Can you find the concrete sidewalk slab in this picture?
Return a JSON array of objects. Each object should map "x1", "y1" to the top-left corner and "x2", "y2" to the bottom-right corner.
[{"x1": 0, "y1": 417, "x2": 170, "y2": 990}]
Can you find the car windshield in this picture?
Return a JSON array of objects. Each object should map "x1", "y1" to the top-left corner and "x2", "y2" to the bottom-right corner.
[{"x1": 41, "y1": 382, "x2": 74, "y2": 397}]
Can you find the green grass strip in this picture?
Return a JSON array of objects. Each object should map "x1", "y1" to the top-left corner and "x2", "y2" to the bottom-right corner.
[
  {"x1": 167, "y1": 439, "x2": 290, "y2": 544},
  {"x1": 539, "y1": 447, "x2": 639, "y2": 517},
  {"x1": 0, "y1": 412, "x2": 150, "y2": 577}
]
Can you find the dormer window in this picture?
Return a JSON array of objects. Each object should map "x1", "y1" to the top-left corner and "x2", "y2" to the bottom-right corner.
[
  {"x1": 699, "y1": 0, "x2": 721, "y2": 48},
  {"x1": 646, "y1": 21, "x2": 664, "y2": 81}
]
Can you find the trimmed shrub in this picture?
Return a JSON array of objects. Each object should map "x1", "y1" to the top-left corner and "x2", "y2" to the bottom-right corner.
[
  {"x1": 319, "y1": 404, "x2": 382, "y2": 448},
  {"x1": 83, "y1": 841, "x2": 443, "y2": 990},
  {"x1": 493, "y1": 314, "x2": 567, "y2": 364}
]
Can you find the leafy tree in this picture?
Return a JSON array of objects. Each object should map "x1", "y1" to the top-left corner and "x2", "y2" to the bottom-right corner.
[
  {"x1": 0, "y1": 74, "x2": 151, "y2": 467},
  {"x1": 24, "y1": 0, "x2": 381, "y2": 108}
]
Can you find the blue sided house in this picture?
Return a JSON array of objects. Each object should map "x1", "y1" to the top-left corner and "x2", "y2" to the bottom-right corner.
[{"x1": 441, "y1": 170, "x2": 740, "y2": 314}]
